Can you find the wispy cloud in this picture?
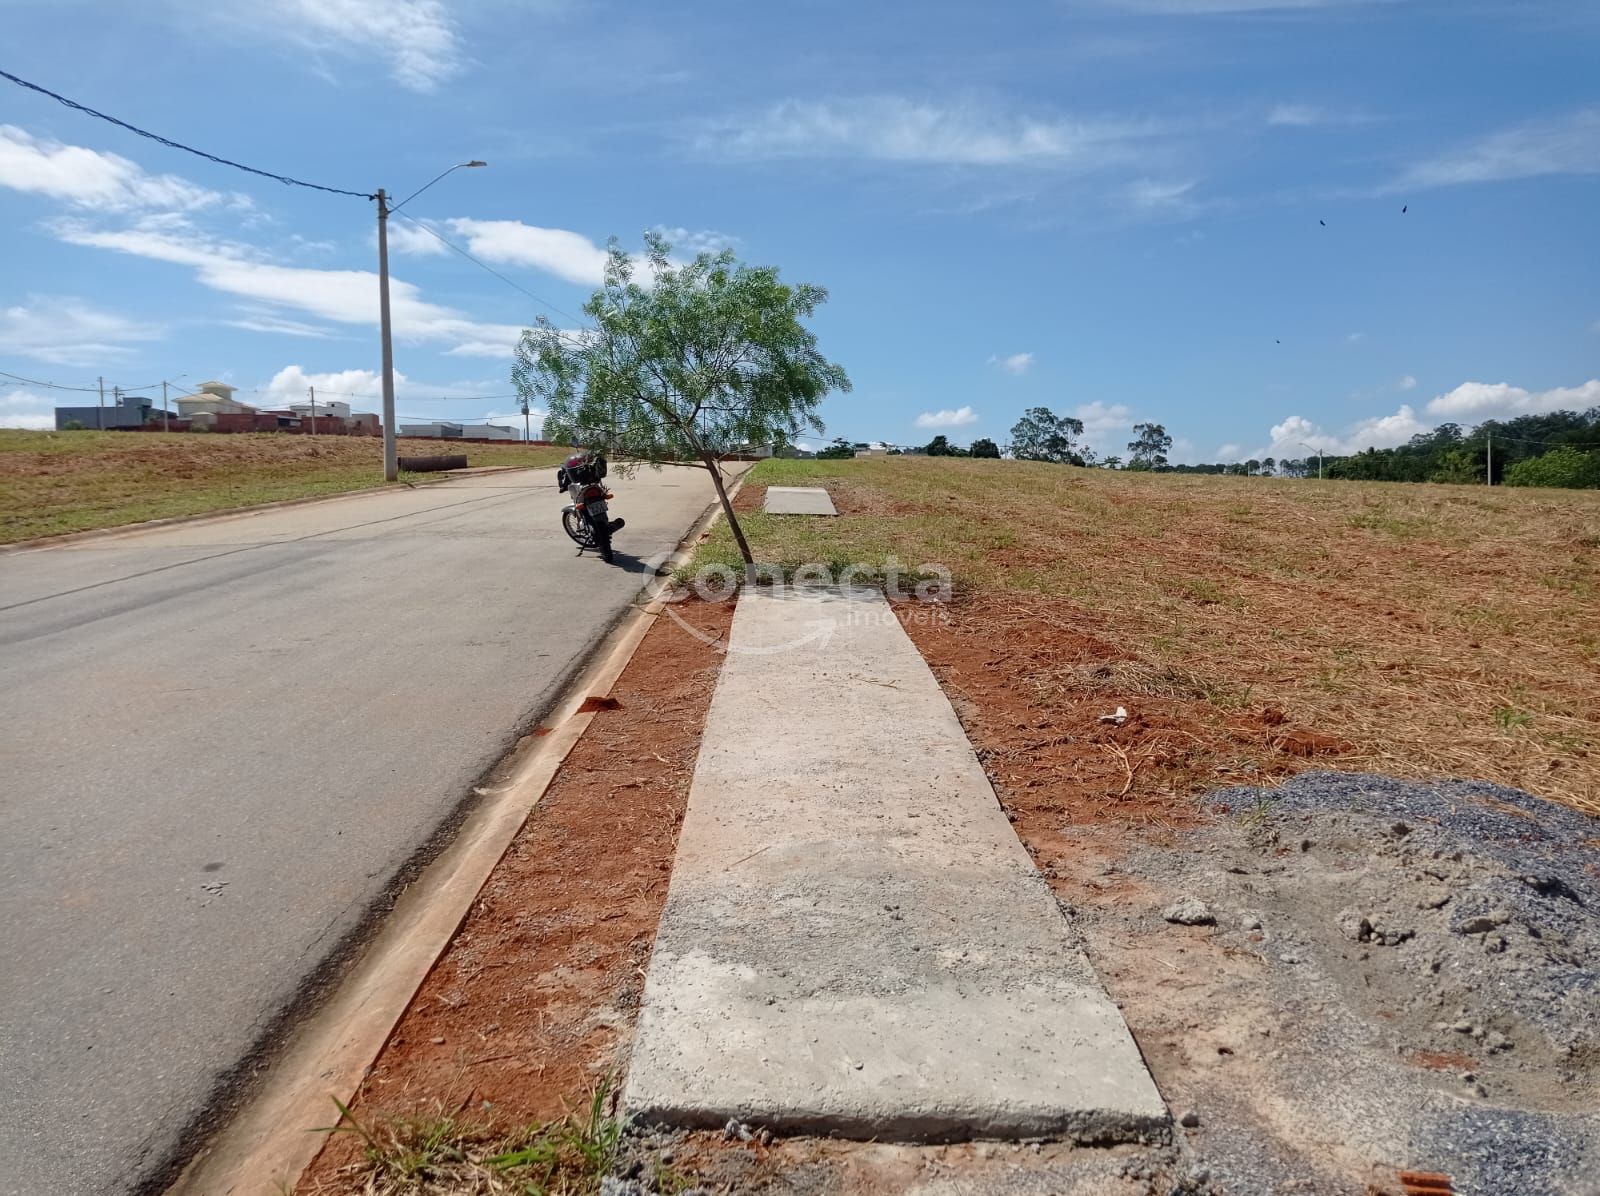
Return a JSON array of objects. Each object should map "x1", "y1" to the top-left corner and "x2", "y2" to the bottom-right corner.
[
  {"x1": 54, "y1": 216, "x2": 528, "y2": 358},
  {"x1": 0, "y1": 125, "x2": 231, "y2": 212},
  {"x1": 988, "y1": 352, "x2": 1035, "y2": 375},
  {"x1": 1266, "y1": 103, "x2": 1373, "y2": 127},
  {"x1": 695, "y1": 97, "x2": 1156, "y2": 168},
  {"x1": 1096, "y1": 0, "x2": 1394, "y2": 12},
  {"x1": 255, "y1": 0, "x2": 465, "y2": 92},
  {"x1": 0, "y1": 296, "x2": 161, "y2": 365},
  {"x1": 1389, "y1": 108, "x2": 1600, "y2": 192},
  {"x1": 916, "y1": 405, "x2": 979, "y2": 429}
]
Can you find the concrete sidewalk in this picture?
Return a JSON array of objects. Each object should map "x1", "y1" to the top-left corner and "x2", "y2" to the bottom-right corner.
[
  {"x1": 762, "y1": 486, "x2": 838, "y2": 515},
  {"x1": 624, "y1": 587, "x2": 1168, "y2": 1142}
]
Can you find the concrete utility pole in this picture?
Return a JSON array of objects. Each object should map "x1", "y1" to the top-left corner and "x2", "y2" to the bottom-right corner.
[
  {"x1": 375, "y1": 161, "x2": 487, "y2": 483},
  {"x1": 375, "y1": 189, "x2": 397, "y2": 478},
  {"x1": 97, "y1": 377, "x2": 105, "y2": 430},
  {"x1": 1298, "y1": 441, "x2": 1323, "y2": 480},
  {"x1": 162, "y1": 380, "x2": 170, "y2": 432},
  {"x1": 1486, "y1": 431, "x2": 1493, "y2": 485},
  {"x1": 522, "y1": 398, "x2": 531, "y2": 442},
  {"x1": 308, "y1": 385, "x2": 317, "y2": 436}
]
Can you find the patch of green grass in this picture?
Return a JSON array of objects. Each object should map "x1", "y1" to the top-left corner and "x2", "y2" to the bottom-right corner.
[
  {"x1": 316, "y1": 1079, "x2": 635, "y2": 1196},
  {"x1": 1494, "y1": 705, "x2": 1534, "y2": 732},
  {"x1": 0, "y1": 430, "x2": 567, "y2": 543}
]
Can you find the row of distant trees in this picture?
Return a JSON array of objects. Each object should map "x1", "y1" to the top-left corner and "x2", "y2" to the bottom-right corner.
[{"x1": 818, "y1": 405, "x2": 1600, "y2": 489}]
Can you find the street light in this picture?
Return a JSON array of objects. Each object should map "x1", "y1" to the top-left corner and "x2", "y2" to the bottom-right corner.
[
  {"x1": 375, "y1": 160, "x2": 487, "y2": 481},
  {"x1": 1298, "y1": 441, "x2": 1324, "y2": 480}
]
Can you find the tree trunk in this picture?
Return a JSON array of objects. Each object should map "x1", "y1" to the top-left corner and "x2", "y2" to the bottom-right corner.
[{"x1": 702, "y1": 452, "x2": 755, "y2": 573}]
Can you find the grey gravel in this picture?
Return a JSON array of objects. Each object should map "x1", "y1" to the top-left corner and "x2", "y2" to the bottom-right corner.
[
  {"x1": 1082, "y1": 772, "x2": 1599, "y2": 1196},
  {"x1": 1163, "y1": 897, "x2": 1216, "y2": 926}
]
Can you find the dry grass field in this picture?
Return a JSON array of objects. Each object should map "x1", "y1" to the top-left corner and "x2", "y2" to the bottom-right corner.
[
  {"x1": 0, "y1": 430, "x2": 567, "y2": 544},
  {"x1": 696, "y1": 457, "x2": 1600, "y2": 816}
]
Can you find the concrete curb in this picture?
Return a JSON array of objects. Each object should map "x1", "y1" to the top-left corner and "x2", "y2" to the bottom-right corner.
[
  {"x1": 1, "y1": 465, "x2": 526, "y2": 556},
  {"x1": 166, "y1": 475, "x2": 745, "y2": 1196}
]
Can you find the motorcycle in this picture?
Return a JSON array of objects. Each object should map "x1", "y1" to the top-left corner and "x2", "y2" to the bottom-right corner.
[{"x1": 557, "y1": 452, "x2": 626, "y2": 564}]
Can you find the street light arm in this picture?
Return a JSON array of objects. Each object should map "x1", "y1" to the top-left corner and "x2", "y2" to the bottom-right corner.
[{"x1": 390, "y1": 160, "x2": 487, "y2": 214}]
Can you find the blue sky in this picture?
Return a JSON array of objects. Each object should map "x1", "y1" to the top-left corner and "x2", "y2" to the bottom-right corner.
[{"x1": 3, "y1": 0, "x2": 1597, "y2": 462}]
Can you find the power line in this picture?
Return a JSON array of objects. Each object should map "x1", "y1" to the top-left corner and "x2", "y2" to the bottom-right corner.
[
  {"x1": 0, "y1": 369, "x2": 165, "y2": 394},
  {"x1": 390, "y1": 211, "x2": 585, "y2": 326},
  {"x1": 0, "y1": 68, "x2": 374, "y2": 200},
  {"x1": 0, "y1": 369, "x2": 101, "y2": 393}
]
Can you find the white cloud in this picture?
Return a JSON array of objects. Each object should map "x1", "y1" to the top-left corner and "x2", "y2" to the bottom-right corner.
[
  {"x1": 988, "y1": 352, "x2": 1034, "y2": 375},
  {"x1": 224, "y1": 312, "x2": 338, "y2": 338},
  {"x1": 1399, "y1": 373, "x2": 1417, "y2": 390},
  {"x1": 1267, "y1": 104, "x2": 1326, "y2": 127},
  {"x1": 1345, "y1": 331, "x2": 1365, "y2": 344},
  {"x1": 1426, "y1": 379, "x2": 1600, "y2": 420},
  {"x1": 0, "y1": 125, "x2": 227, "y2": 212},
  {"x1": 916, "y1": 406, "x2": 979, "y2": 429},
  {"x1": 53, "y1": 218, "x2": 530, "y2": 358},
  {"x1": 1266, "y1": 104, "x2": 1372, "y2": 127},
  {"x1": 1391, "y1": 108, "x2": 1600, "y2": 192},
  {"x1": 386, "y1": 220, "x2": 450, "y2": 257},
  {"x1": 0, "y1": 296, "x2": 162, "y2": 365},
  {"x1": 259, "y1": 0, "x2": 464, "y2": 91},
  {"x1": 1216, "y1": 442, "x2": 1242, "y2": 459},
  {"x1": 1073, "y1": 400, "x2": 1135, "y2": 436},
  {"x1": 0, "y1": 388, "x2": 56, "y2": 429},
  {"x1": 260, "y1": 365, "x2": 515, "y2": 413},
  {"x1": 650, "y1": 226, "x2": 740, "y2": 256},
  {"x1": 1126, "y1": 177, "x2": 1199, "y2": 212},
  {"x1": 1266, "y1": 405, "x2": 1429, "y2": 456},
  {"x1": 697, "y1": 97, "x2": 1154, "y2": 168},
  {"x1": 448, "y1": 219, "x2": 610, "y2": 285}
]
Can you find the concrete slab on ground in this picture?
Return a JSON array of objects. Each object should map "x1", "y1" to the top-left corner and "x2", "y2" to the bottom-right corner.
[
  {"x1": 763, "y1": 486, "x2": 838, "y2": 516},
  {"x1": 624, "y1": 586, "x2": 1169, "y2": 1143}
]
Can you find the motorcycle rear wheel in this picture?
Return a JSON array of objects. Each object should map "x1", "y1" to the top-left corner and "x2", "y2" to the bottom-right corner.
[
  {"x1": 590, "y1": 515, "x2": 615, "y2": 564},
  {"x1": 562, "y1": 508, "x2": 596, "y2": 548}
]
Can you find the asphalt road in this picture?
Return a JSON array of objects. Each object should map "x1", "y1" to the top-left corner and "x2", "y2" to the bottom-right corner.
[{"x1": 0, "y1": 466, "x2": 732, "y2": 1195}]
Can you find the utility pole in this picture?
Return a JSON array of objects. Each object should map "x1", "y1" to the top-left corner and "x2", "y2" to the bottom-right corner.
[
  {"x1": 112, "y1": 385, "x2": 121, "y2": 427},
  {"x1": 1486, "y1": 431, "x2": 1493, "y2": 485},
  {"x1": 97, "y1": 376, "x2": 105, "y2": 430},
  {"x1": 522, "y1": 398, "x2": 531, "y2": 443},
  {"x1": 308, "y1": 385, "x2": 317, "y2": 437},
  {"x1": 375, "y1": 188, "x2": 398, "y2": 480},
  {"x1": 374, "y1": 162, "x2": 486, "y2": 481},
  {"x1": 162, "y1": 380, "x2": 170, "y2": 432}
]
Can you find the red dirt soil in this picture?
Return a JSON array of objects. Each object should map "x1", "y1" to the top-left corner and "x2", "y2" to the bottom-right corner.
[{"x1": 302, "y1": 598, "x2": 735, "y2": 1190}]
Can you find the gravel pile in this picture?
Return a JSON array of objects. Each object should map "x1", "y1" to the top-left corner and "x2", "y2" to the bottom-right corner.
[{"x1": 1111, "y1": 772, "x2": 1600, "y2": 1195}]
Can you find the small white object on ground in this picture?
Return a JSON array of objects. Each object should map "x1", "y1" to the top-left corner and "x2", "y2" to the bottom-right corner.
[
  {"x1": 763, "y1": 486, "x2": 839, "y2": 516},
  {"x1": 1099, "y1": 706, "x2": 1128, "y2": 725},
  {"x1": 624, "y1": 586, "x2": 1167, "y2": 1142}
]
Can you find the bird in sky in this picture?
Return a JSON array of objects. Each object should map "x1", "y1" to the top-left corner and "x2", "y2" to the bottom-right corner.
[
  {"x1": 1319, "y1": 219, "x2": 1326, "y2": 226},
  {"x1": 1402, "y1": 205, "x2": 1408, "y2": 214}
]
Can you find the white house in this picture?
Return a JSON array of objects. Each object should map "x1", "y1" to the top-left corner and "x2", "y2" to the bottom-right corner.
[{"x1": 175, "y1": 381, "x2": 255, "y2": 417}]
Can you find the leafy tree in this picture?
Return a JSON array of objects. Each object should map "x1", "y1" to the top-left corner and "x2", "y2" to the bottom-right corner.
[
  {"x1": 969, "y1": 437, "x2": 1001, "y2": 459},
  {"x1": 922, "y1": 434, "x2": 970, "y2": 456},
  {"x1": 1100, "y1": 454, "x2": 1123, "y2": 469},
  {"x1": 514, "y1": 231, "x2": 850, "y2": 568},
  {"x1": 1126, "y1": 422, "x2": 1172, "y2": 470},
  {"x1": 1504, "y1": 446, "x2": 1600, "y2": 489},
  {"x1": 1009, "y1": 407, "x2": 1087, "y2": 465},
  {"x1": 817, "y1": 437, "x2": 855, "y2": 460},
  {"x1": 1261, "y1": 456, "x2": 1276, "y2": 474},
  {"x1": 1245, "y1": 459, "x2": 1262, "y2": 476}
]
